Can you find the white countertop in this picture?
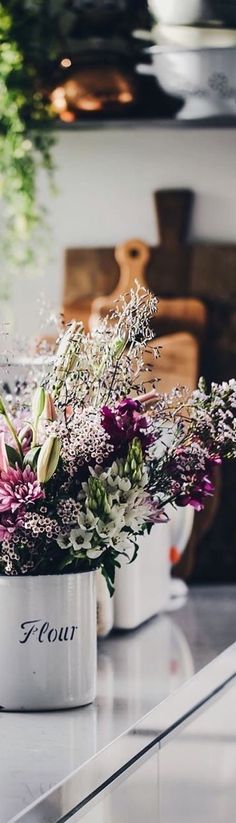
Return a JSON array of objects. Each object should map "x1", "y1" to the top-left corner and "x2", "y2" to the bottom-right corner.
[{"x1": 2, "y1": 586, "x2": 236, "y2": 823}]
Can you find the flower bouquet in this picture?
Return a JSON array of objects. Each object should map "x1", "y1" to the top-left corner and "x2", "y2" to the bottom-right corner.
[{"x1": 0, "y1": 286, "x2": 235, "y2": 709}]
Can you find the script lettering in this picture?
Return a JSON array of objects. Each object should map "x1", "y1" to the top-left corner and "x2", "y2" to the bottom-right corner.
[{"x1": 19, "y1": 620, "x2": 78, "y2": 644}]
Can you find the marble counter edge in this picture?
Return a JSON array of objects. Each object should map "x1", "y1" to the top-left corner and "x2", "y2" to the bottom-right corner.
[{"x1": 9, "y1": 641, "x2": 236, "y2": 823}]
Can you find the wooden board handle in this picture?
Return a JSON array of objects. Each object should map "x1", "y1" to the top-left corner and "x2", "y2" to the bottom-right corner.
[
  {"x1": 115, "y1": 239, "x2": 150, "y2": 289},
  {"x1": 154, "y1": 189, "x2": 194, "y2": 247},
  {"x1": 89, "y1": 239, "x2": 150, "y2": 330}
]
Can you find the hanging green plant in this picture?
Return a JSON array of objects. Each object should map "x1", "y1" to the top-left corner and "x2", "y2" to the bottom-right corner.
[
  {"x1": 0, "y1": 0, "x2": 154, "y2": 272},
  {"x1": 0, "y1": 4, "x2": 55, "y2": 272}
]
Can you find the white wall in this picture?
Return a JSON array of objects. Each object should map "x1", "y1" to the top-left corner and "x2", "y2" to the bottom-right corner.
[{"x1": 3, "y1": 126, "x2": 236, "y2": 338}]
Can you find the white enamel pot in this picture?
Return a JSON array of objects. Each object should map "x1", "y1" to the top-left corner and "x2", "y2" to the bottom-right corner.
[
  {"x1": 153, "y1": 47, "x2": 236, "y2": 119},
  {"x1": 0, "y1": 571, "x2": 97, "y2": 711},
  {"x1": 149, "y1": 0, "x2": 204, "y2": 25}
]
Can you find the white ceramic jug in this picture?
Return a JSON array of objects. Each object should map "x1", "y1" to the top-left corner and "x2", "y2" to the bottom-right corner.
[{"x1": 0, "y1": 571, "x2": 97, "y2": 711}]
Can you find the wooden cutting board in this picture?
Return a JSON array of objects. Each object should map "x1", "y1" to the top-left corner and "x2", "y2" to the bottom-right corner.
[{"x1": 64, "y1": 188, "x2": 236, "y2": 380}]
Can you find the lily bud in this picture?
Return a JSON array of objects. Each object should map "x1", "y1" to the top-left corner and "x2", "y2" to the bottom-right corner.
[
  {"x1": 53, "y1": 321, "x2": 82, "y2": 387},
  {"x1": 56, "y1": 321, "x2": 79, "y2": 360},
  {"x1": 43, "y1": 392, "x2": 57, "y2": 422},
  {"x1": 133, "y1": 390, "x2": 157, "y2": 406},
  {"x1": 111, "y1": 337, "x2": 126, "y2": 360},
  {"x1": 32, "y1": 387, "x2": 45, "y2": 422},
  {"x1": 0, "y1": 433, "x2": 9, "y2": 473},
  {"x1": 37, "y1": 435, "x2": 61, "y2": 484},
  {"x1": 19, "y1": 425, "x2": 33, "y2": 446}
]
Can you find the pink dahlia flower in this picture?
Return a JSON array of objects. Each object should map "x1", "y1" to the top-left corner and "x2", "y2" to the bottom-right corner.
[
  {"x1": 0, "y1": 466, "x2": 45, "y2": 516},
  {"x1": 0, "y1": 512, "x2": 25, "y2": 542}
]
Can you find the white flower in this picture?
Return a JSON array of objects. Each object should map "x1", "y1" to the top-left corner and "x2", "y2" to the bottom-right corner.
[
  {"x1": 102, "y1": 463, "x2": 132, "y2": 494},
  {"x1": 77, "y1": 509, "x2": 98, "y2": 531},
  {"x1": 87, "y1": 547, "x2": 105, "y2": 559},
  {"x1": 57, "y1": 533, "x2": 71, "y2": 550},
  {"x1": 109, "y1": 503, "x2": 126, "y2": 526},
  {"x1": 96, "y1": 514, "x2": 125, "y2": 544},
  {"x1": 121, "y1": 488, "x2": 156, "y2": 532},
  {"x1": 124, "y1": 510, "x2": 143, "y2": 531},
  {"x1": 114, "y1": 477, "x2": 132, "y2": 493},
  {"x1": 110, "y1": 460, "x2": 118, "y2": 477},
  {"x1": 70, "y1": 528, "x2": 94, "y2": 552},
  {"x1": 114, "y1": 533, "x2": 135, "y2": 555}
]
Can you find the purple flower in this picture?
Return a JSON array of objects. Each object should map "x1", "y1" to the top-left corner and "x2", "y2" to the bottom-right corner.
[
  {"x1": 101, "y1": 398, "x2": 154, "y2": 450},
  {"x1": 145, "y1": 498, "x2": 169, "y2": 524},
  {"x1": 177, "y1": 478, "x2": 214, "y2": 511},
  {"x1": 168, "y1": 447, "x2": 221, "y2": 511},
  {"x1": 0, "y1": 466, "x2": 45, "y2": 541}
]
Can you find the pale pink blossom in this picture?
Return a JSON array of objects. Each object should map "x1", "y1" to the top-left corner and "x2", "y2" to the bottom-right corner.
[{"x1": 0, "y1": 434, "x2": 9, "y2": 473}]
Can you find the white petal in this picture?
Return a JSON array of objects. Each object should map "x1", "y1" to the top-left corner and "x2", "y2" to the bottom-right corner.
[{"x1": 87, "y1": 548, "x2": 105, "y2": 559}]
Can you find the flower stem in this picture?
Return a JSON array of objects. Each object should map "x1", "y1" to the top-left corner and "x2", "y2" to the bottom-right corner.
[{"x1": 2, "y1": 408, "x2": 23, "y2": 458}]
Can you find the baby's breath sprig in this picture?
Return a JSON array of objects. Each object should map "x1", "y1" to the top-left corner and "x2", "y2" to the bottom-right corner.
[{"x1": 46, "y1": 285, "x2": 160, "y2": 411}]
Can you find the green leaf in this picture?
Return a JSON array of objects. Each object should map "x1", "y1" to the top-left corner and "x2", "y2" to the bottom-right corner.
[
  {"x1": 0, "y1": 396, "x2": 6, "y2": 416},
  {"x1": 129, "y1": 542, "x2": 139, "y2": 565},
  {"x1": 23, "y1": 445, "x2": 40, "y2": 469},
  {"x1": 104, "y1": 556, "x2": 115, "y2": 584},
  {"x1": 6, "y1": 443, "x2": 22, "y2": 467},
  {"x1": 101, "y1": 566, "x2": 115, "y2": 598},
  {"x1": 58, "y1": 554, "x2": 73, "y2": 571}
]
